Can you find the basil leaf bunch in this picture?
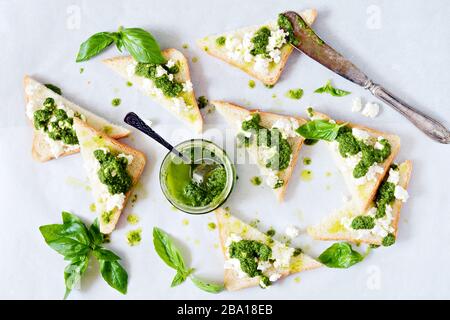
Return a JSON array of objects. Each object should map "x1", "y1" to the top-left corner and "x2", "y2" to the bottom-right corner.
[
  {"x1": 153, "y1": 227, "x2": 224, "y2": 294},
  {"x1": 314, "y1": 80, "x2": 351, "y2": 97},
  {"x1": 76, "y1": 27, "x2": 165, "y2": 64},
  {"x1": 296, "y1": 119, "x2": 347, "y2": 141},
  {"x1": 39, "y1": 212, "x2": 128, "y2": 299},
  {"x1": 318, "y1": 242, "x2": 367, "y2": 268}
]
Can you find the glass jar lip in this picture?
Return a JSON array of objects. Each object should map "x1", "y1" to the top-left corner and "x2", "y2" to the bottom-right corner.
[{"x1": 159, "y1": 139, "x2": 235, "y2": 215}]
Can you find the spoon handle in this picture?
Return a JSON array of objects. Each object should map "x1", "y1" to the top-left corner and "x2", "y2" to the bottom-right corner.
[
  {"x1": 124, "y1": 112, "x2": 188, "y2": 160},
  {"x1": 365, "y1": 81, "x2": 450, "y2": 144}
]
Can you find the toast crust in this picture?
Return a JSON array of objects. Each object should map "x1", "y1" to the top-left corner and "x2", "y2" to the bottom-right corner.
[
  {"x1": 73, "y1": 118, "x2": 146, "y2": 234},
  {"x1": 212, "y1": 100, "x2": 306, "y2": 202},
  {"x1": 215, "y1": 208, "x2": 321, "y2": 291},
  {"x1": 24, "y1": 75, "x2": 130, "y2": 162},
  {"x1": 103, "y1": 48, "x2": 203, "y2": 133},
  {"x1": 196, "y1": 9, "x2": 317, "y2": 85}
]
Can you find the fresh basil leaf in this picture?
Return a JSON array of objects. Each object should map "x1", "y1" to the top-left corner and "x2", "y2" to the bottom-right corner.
[
  {"x1": 88, "y1": 219, "x2": 104, "y2": 246},
  {"x1": 170, "y1": 268, "x2": 192, "y2": 287},
  {"x1": 63, "y1": 256, "x2": 89, "y2": 300},
  {"x1": 44, "y1": 84, "x2": 62, "y2": 95},
  {"x1": 61, "y1": 211, "x2": 84, "y2": 225},
  {"x1": 153, "y1": 227, "x2": 187, "y2": 272},
  {"x1": 314, "y1": 80, "x2": 351, "y2": 97},
  {"x1": 76, "y1": 32, "x2": 115, "y2": 62},
  {"x1": 39, "y1": 223, "x2": 91, "y2": 259},
  {"x1": 93, "y1": 248, "x2": 121, "y2": 261},
  {"x1": 318, "y1": 242, "x2": 364, "y2": 268},
  {"x1": 120, "y1": 28, "x2": 165, "y2": 64},
  {"x1": 99, "y1": 259, "x2": 128, "y2": 294},
  {"x1": 190, "y1": 276, "x2": 224, "y2": 294},
  {"x1": 296, "y1": 120, "x2": 347, "y2": 141}
]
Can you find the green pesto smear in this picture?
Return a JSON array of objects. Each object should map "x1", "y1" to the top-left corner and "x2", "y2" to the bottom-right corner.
[
  {"x1": 197, "y1": 96, "x2": 209, "y2": 109},
  {"x1": 126, "y1": 228, "x2": 142, "y2": 246},
  {"x1": 207, "y1": 222, "x2": 216, "y2": 231},
  {"x1": 215, "y1": 36, "x2": 226, "y2": 47},
  {"x1": 33, "y1": 97, "x2": 80, "y2": 145},
  {"x1": 303, "y1": 157, "x2": 312, "y2": 165},
  {"x1": 111, "y1": 98, "x2": 121, "y2": 107},
  {"x1": 240, "y1": 113, "x2": 292, "y2": 181},
  {"x1": 250, "y1": 176, "x2": 262, "y2": 186},
  {"x1": 336, "y1": 126, "x2": 391, "y2": 178},
  {"x1": 286, "y1": 88, "x2": 304, "y2": 100},
  {"x1": 277, "y1": 14, "x2": 299, "y2": 45},
  {"x1": 248, "y1": 80, "x2": 256, "y2": 89},
  {"x1": 135, "y1": 61, "x2": 182, "y2": 98},
  {"x1": 250, "y1": 27, "x2": 271, "y2": 57},
  {"x1": 350, "y1": 165, "x2": 399, "y2": 246},
  {"x1": 229, "y1": 240, "x2": 273, "y2": 288},
  {"x1": 126, "y1": 81, "x2": 133, "y2": 87},
  {"x1": 127, "y1": 214, "x2": 139, "y2": 225},
  {"x1": 300, "y1": 169, "x2": 313, "y2": 182},
  {"x1": 94, "y1": 149, "x2": 132, "y2": 195},
  {"x1": 164, "y1": 147, "x2": 228, "y2": 208}
]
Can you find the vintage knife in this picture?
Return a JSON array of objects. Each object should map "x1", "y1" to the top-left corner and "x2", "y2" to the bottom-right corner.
[{"x1": 282, "y1": 11, "x2": 450, "y2": 144}]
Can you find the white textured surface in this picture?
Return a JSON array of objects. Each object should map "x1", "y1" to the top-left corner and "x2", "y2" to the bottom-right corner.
[{"x1": 1, "y1": 0, "x2": 450, "y2": 299}]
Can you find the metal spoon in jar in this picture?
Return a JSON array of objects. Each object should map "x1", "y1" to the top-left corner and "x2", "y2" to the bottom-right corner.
[{"x1": 124, "y1": 112, "x2": 216, "y2": 184}]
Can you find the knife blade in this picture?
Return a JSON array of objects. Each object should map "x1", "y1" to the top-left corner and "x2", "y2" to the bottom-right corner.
[{"x1": 282, "y1": 11, "x2": 450, "y2": 144}]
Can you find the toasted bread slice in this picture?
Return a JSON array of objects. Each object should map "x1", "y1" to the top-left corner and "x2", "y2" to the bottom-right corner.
[
  {"x1": 24, "y1": 76, "x2": 130, "y2": 162},
  {"x1": 103, "y1": 49, "x2": 203, "y2": 133},
  {"x1": 73, "y1": 118, "x2": 146, "y2": 234},
  {"x1": 308, "y1": 161, "x2": 412, "y2": 245},
  {"x1": 196, "y1": 9, "x2": 317, "y2": 85},
  {"x1": 213, "y1": 101, "x2": 306, "y2": 202},
  {"x1": 215, "y1": 208, "x2": 321, "y2": 291},
  {"x1": 310, "y1": 110, "x2": 400, "y2": 212}
]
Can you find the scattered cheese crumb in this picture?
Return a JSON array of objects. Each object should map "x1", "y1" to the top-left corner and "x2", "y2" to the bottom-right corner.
[
  {"x1": 352, "y1": 97, "x2": 363, "y2": 112},
  {"x1": 362, "y1": 102, "x2": 380, "y2": 118},
  {"x1": 285, "y1": 225, "x2": 300, "y2": 239}
]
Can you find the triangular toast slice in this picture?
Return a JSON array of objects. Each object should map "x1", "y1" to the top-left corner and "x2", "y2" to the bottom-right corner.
[
  {"x1": 308, "y1": 160, "x2": 412, "y2": 246},
  {"x1": 24, "y1": 76, "x2": 130, "y2": 162},
  {"x1": 103, "y1": 48, "x2": 203, "y2": 133},
  {"x1": 213, "y1": 101, "x2": 306, "y2": 202},
  {"x1": 215, "y1": 208, "x2": 321, "y2": 291},
  {"x1": 310, "y1": 110, "x2": 400, "y2": 212},
  {"x1": 73, "y1": 118, "x2": 146, "y2": 234},
  {"x1": 196, "y1": 9, "x2": 317, "y2": 85}
]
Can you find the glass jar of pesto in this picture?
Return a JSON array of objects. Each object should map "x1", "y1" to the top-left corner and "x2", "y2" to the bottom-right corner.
[{"x1": 160, "y1": 139, "x2": 235, "y2": 214}]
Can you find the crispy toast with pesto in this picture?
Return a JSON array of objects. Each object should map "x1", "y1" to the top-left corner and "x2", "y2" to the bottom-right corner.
[
  {"x1": 310, "y1": 110, "x2": 400, "y2": 212},
  {"x1": 196, "y1": 9, "x2": 317, "y2": 85},
  {"x1": 215, "y1": 208, "x2": 321, "y2": 291},
  {"x1": 103, "y1": 48, "x2": 203, "y2": 133},
  {"x1": 213, "y1": 100, "x2": 306, "y2": 202},
  {"x1": 73, "y1": 118, "x2": 146, "y2": 234},
  {"x1": 24, "y1": 76, "x2": 130, "y2": 162},
  {"x1": 308, "y1": 161, "x2": 412, "y2": 246}
]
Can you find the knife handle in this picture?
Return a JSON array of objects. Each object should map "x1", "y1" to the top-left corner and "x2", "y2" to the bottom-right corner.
[{"x1": 365, "y1": 81, "x2": 450, "y2": 144}]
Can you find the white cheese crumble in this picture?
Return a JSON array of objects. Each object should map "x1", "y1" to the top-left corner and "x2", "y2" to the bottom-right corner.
[
  {"x1": 166, "y1": 59, "x2": 176, "y2": 68},
  {"x1": 269, "y1": 273, "x2": 282, "y2": 282},
  {"x1": 182, "y1": 80, "x2": 193, "y2": 93},
  {"x1": 271, "y1": 118, "x2": 300, "y2": 138},
  {"x1": 366, "y1": 164, "x2": 384, "y2": 182},
  {"x1": 387, "y1": 168, "x2": 400, "y2": 184},
  {"x1": 285, "y1": 225, "x2": 300, "y2": 239},
  {"x1": 394, "y1": 185, "x2": 409, "y2": 202},
  {"x1": 117, "y1": 153, "x2": 134, "y2": 164},
  {"x1": 362, "y1": 102, "x2": 380, "y2": 118},
  {"x1": 352, "y1": 97, "x2": 363, "y2": 112},
  {"x1": 352, "y1": 128, "x2": 370, "y2": 141}
]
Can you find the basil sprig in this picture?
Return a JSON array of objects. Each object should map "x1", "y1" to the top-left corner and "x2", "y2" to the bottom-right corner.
[
  {"x1": 76, "y1": 27, "x2": 165, "y2": 64},
  {"x1": 296, "y1": 119, "x2": 347, "y2": 141},
  {"x1": 39, "y1": 212, "x2": 128, "y2": 299},
  {"x1": 153, "y1": 227, "x2": 224, "y2": 293},
  {"x1": 314, "y1": 80, "x2": 351, "y2": 97},
  {"x1": 318, "y1": 242, "x2": 368, "y2": 268}
]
